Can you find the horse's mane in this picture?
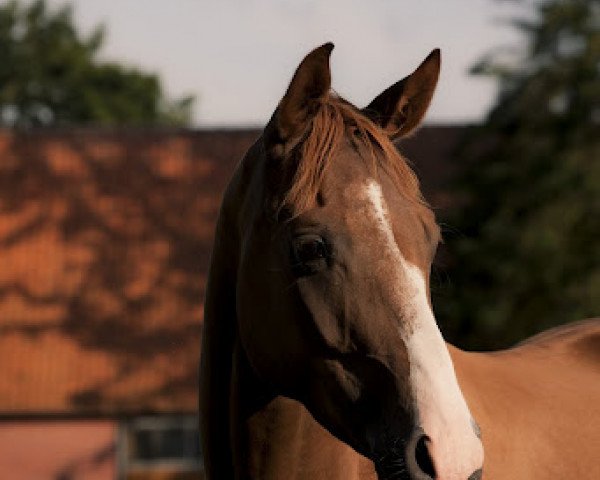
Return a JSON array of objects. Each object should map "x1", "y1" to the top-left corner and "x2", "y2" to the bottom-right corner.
[{"x1": 281, "y1": 94, "x2": 425, "y2": 215}]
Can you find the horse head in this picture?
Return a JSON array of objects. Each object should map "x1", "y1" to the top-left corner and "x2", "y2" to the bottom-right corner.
[{"x1": 207, "y1": 44, "x2": 484, "y2": 480}]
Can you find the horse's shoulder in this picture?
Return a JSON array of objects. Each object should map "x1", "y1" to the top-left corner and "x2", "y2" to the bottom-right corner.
[{"x1": 516, "y1": 318, "x2": 600, "y2": 365}]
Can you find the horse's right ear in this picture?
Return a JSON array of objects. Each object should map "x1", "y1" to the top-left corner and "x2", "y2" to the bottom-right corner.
[
  {"x1": 266, "y1": 43, "x2": 334, "y2": 154},
  {"x1": 363, "y1": 49, "x2": 440, "y2": 140}
]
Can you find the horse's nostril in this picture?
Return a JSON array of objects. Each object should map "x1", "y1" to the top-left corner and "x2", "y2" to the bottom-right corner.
[
  {"x1": 468, "y1": 468, "x2": 483, "y2": 480},
  {"x1": 414, "y1": 435, "x2": 436, "y2": 478}
]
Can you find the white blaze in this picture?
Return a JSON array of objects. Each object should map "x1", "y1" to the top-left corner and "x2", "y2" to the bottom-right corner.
[{"x1": 363, "y1": 180, "x2": 483, "y2": 480}]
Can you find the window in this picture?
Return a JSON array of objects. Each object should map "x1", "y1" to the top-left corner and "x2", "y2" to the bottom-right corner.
[{"x1": 120, "y1": 415, "x2": 203, "y2": 479}]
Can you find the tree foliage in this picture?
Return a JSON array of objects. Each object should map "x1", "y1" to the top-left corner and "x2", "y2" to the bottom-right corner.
[
  {"x1": 0, "y1": 0, "x2": 194, "y2": 127},
  {"x1": 436, "y1": 0, "x2": 599, "y2": 349}
]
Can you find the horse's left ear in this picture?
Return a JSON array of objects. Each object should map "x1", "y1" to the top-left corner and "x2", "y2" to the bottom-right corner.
[
  {"x1": 266, "y1": 43, "x2": 334, "y2": 154},
  {"x1": 364, "y1": 49, "x2": 440, "y2": 140}
]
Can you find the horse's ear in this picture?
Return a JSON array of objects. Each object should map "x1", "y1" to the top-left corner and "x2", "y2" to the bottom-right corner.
[
  {"x1": 364, "y1": 49, "x2": 440, "y2": 140},
  {"x1": 268, "y1": 43, "x2": 334, "y2": 151}
]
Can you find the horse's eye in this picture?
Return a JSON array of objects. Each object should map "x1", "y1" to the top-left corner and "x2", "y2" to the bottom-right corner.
[{"x1": 291, "y1": 234, "x2": 329, "y2": 276}]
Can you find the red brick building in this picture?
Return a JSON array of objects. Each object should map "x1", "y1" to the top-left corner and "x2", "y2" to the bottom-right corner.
[{"x1": 0, "y1": 126, "x2": 463, "y2": 479}]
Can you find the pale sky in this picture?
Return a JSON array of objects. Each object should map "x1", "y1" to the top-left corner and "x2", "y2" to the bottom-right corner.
[{"x1": 45, "y1": 0, "x2": 531, "y2": 127}]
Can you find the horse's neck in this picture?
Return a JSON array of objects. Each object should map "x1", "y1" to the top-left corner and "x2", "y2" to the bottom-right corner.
[
  {"x1": 448, "y1": 339, "x2": 600, "y2": 479},
  {"x1": 230, "y1": 340, "x2": 376, "y2": 480},
  {"x1": 448, "y1": 340, "x2": 580, "y2": 427}
]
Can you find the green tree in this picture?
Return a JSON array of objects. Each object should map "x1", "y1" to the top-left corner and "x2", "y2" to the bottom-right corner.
[
  {"x1": 436, "y1": 0, "x2": 599, "y2": 349},
  {"x1": 0, "y1": 0, "x2": 194, "y2": 127}
]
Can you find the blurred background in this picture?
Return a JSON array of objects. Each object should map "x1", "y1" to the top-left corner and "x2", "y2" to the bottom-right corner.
[{"x1": 0, "y1": 0, "x2": 597, "y2": 478}]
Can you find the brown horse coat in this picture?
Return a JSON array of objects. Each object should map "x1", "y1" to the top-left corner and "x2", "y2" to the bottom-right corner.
[{"x1": 200, "y1": 44, "x2": 600, "y2": 480}]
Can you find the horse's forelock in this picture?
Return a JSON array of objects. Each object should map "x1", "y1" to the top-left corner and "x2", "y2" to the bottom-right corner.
[{"x1": 279, "y1": 96, "x2": 425, "y2": 216}]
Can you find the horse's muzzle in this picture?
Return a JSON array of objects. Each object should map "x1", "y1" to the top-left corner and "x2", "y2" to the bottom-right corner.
[
  {"x1": 374, "y1": 427, "x2": 434, "y2": 480},
  {"x1": 374, "y1": 427, "x2": 483, "y2": 480}
]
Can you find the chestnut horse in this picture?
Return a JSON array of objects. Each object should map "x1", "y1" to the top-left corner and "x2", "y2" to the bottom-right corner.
[{"x1": 200, "y1": 44, "x2": 600, "y2": 480}]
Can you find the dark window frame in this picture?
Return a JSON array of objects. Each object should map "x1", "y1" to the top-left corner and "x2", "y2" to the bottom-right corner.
[{"x1": 119, "y1": 415, "x2": 203, "y2": 473}]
